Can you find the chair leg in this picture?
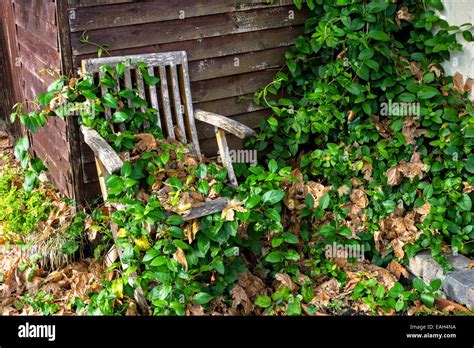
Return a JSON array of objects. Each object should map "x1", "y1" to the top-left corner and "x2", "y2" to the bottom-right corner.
[
  {"x1": 96, "y1": 159, "x2": 150, "y2": 314},
  {"x1": 215, "y1": 128, "x2": 238, "y2": 189}
]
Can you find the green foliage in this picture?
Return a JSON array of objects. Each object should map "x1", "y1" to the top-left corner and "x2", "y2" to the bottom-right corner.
[
  {"x1": 0, "y1": 158, "x2": 53, "y2": 239},
  {"x1": 253, "y1": 0, "x2": 474, "y2": 268},
  {"x1": 9, "y1": 1, "x2": 474, "y2": 315},
  {"x1": 17, "y1": 290, "x2": 59, "y2": 315}
]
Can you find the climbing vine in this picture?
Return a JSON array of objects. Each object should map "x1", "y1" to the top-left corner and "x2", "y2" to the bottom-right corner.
[
  {"x1": 8, "y1": 0, "x2": 474, "y2": 315},
  {"x1": 255, "y1": 0, "x2": 474, "y2": 271}
]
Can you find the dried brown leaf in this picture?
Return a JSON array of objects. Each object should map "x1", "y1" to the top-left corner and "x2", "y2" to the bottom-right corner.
[
  {"x1": 173, "y1": 247, "x2": 188, "y2": 272},
  {"x1": 221, "y1": 200, "x2": 246, "y2": 221},
  {"x1": 387, "y1": 260, "x2": 409, "y2": 280}
]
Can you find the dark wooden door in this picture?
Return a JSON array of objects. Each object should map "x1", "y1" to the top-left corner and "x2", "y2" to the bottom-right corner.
[{"x1": 0, "y1": 0, "x2": 22, "y2": 136}]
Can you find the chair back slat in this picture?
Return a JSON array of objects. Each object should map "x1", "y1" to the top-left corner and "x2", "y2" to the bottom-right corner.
[
  {"x1": 98, "y1": 70, "x2": 112, "y2": 121},
  {"x1": 179, "y1": 63, "x2": 200, "y2": 157},
  {"x1": 147, "y1": 66, "x2": 161, "y2": 128},
  {"x1": 81, "y1": 51, "x2": 201, "y2": 155},
  {"x1": 158, "y1": 65, "x2": 175, "y2": 139},
  {"x1": 123, "y1": 68, "x2": 133, "y2": 108},
  {"x1": 169, "y1": 64, "x2": 187, "y2": 143}
]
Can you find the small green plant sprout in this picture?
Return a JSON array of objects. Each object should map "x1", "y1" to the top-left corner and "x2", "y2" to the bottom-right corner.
[{"x1": 412, "y1": 278, "x2": 444, "y2": 308}]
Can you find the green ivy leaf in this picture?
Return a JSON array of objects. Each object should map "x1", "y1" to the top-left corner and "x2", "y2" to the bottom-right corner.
[
  {"x1": 166, "y1": 215, "x2": 184, "y2": 226},
  {"x1": 318, "y1": 194, "x2": 330, "y2": 210},
  {"x1": 262, "y1": 190, "x2": 285, "y2": 205},
  {"x1": 254, "y1": 295, "x2": 272, "y2": 308},
  {"x1": 38, "y1": 92, "x2": 54, "y2": 107},
  {"x1": 194, "y1": 292, "x2": 213, "y2": 305},
  {"x1": 412, "y1": 278, "x2": 426, "y2": 292},
  {"x1": 367, "y1": 0, "x2": 389, "y2": 13},
  {"x1": 113, "y1": 111, "x2": 129, "y2": 123},
  {"x1": 61, "y1": 241, "x2": 79, "y2": 255},
  {"x1": 427, "y1": 0, "x2": 444, "y2": 11},
  {"x1": 420, "y1": 293, "x2": 435, "y2": 307},
  {"x1": 457, "y1": 194, "x2": 472, "y2": 212},
  {"x1": 368, "y1": 30, "x2": 391, "y2": 42},
  {"x1": 102, "y1": 93, "x2": 118, "y2": 108},
  {"x1": 265, "y1": 251, "x2": 283, "y2": 263},
  {"x1": 418, "y1": 86, "x2": 439, "y2": 99},
  {"x1": 195, "y1": 163, "x2": 207, "y2": 179}
]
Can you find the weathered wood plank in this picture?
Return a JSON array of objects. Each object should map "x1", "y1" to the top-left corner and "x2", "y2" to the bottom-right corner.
[
  {"x1": 68, "y1": 0, "x2": 137, "y2": 8},
  {"x1": 196, "y1": 109, "x2": 271, "y2": 140},
  {"x1": 18, "y1": 41, "x2": 60, "y2": 73},
  {"x1": 194, "y1": 94, "x2": 266, "y2": 117},
  {"x1": 169, "y1": 64, "x2": 187, "y2": 142},
  {"x1": 215, "y1": 129, "x2": 238, "y2": 188},
  {"x1": 82, "y1": 51, "x2": 186, "y2": 73},
  {"x1": 181, "y1": 197, "x2": 229, "y2": 221},
  {"x1": 16, "y1": 25, "x2": 61, "y2": 69},
  {"x1": 147, "y1": 66, "x2": 161, "y2": 127},
  {"x1": 178, "y1": 62, "x2": 201, "y2": 157},
  {"x1": 135, "y1": 68, "x2": 147, "y2": 120},
  {"x1": 17, "y1": 43, "x2": 58, "y2": 86},
  {"x1": 98, "y1": 69, "x2": 112, "y2": 120},
  {"x1": 82, "y1": 160, "x2": 100, "y2": 184},
  {"x1": 58, "y1": 0, "x2": 87, "y2": 207},
  {"x1": 32, "y1": 140, "x2": 74, "y2": 198},
  {"x1": 73, "y1": 25, "x2": 303, "y2": 67},
  {"x1": 71, "y1": 6, "x2": 307, "y2": 55},
  {"x1": 189, "y1": 46, "x2": 286, "y2": 82},
  {"x1": 123, "y1": 67, "x2": 133, "y2": 107},
  {"x1": 191, "y1": 70, "x2": 277, "y2": 103},
  {"x1": 13, "y1": 0, "x2": 56, "y2": 25},
  {"x1": 69, "y1": 0, "x2": 295, "y2": 32},
  {"x1": 158, "y1": 66, "x2": 175, "y2": 138},
  {"x1": 14, "y1": 4, "x2": 59, "y2": 49},
  {"x1": 195, "y1": 110, "x2": 255, "y2": 140},
  {"x1": 80, "y1": 125, "x2": 123, "y2": 174}
]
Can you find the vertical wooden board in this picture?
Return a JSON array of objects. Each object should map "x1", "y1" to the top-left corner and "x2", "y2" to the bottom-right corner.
[
  {"x1": 123, "y1": 67, "x2": 133, "y2": 107},
  {"x1": 15, "y1": 25, "x2": 61, "y2": 68},
  {"x1": 17, "y1": 43, "x2": 57, "y2": 85},
  {"x1": 215, "y1": 129, "x2": 238, "y2": 188},
  {"x1": 13, "y1": 4, "x2": 59, "y2": 49},
  {"x1": 135, "y1": 68, "x2": 147, "y2": 113},
  {"x1": 178, "y1": 62, "x2": 200, "y2": 157},
  {"x1": 13, "y1": 0, "x2": 57, "y2": 25},
  {"x1": 169, "y1": 64, "x2": 186, "y2": 142},
  {"x1": 98, "y1": 70, "x2": 112, "y2": 120},
  {"x1": 147, "y1": 66, "x2": 161, "y2": 127},
  {"x1": 158, "y1": 66, "x2": 175, "y2": 138}
]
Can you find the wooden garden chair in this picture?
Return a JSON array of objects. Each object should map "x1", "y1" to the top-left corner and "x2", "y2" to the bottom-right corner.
[{"x1": 79, "y1": 51, "x2": 255, "y2": 312}]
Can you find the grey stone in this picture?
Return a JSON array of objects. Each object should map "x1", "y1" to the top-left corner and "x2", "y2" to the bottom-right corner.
[
  {"x1": 408, "y1": 252, "x2": 474, "y2": 309},
  {"x1": 446, "y1": 254, "x2": 472, "y2": 270},
  {"x1": 443, "y1": 270, "x2": 474, "y2": 309}
]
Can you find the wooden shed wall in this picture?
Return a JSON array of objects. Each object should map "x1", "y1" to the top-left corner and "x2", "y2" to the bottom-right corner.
[
  {"x1": 66, "y1": 0, "x2": 307, "y2": 201},
  {"x1": 3, "y1": 0, "x2": 75, "y2": 198}
]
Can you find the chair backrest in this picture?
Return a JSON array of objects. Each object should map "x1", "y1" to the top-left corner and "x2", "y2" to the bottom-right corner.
[{"x1": 81, "y1": 51, "x2": 201, "y2": 157}]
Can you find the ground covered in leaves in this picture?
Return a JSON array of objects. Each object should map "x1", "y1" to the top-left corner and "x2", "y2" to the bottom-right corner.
[{"x1": 0, "y1": 130, "x2": 471, "y2": 316}]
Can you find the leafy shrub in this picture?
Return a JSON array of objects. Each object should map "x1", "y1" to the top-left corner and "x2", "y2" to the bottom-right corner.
[
  {"x1": 0, "y1": 158, "x2": 53, "y2": 239},
  {"x1": 254, "y1": 0, "x2": 474, "y2": 270}
]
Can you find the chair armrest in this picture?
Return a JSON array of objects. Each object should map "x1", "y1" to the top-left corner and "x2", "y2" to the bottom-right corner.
[
  {"x1": 80, "y1": 125, "x2": 123, "y2": 174},
  {"x1": 194, "y1": 109, "x2": 256, "y2": 139}
]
